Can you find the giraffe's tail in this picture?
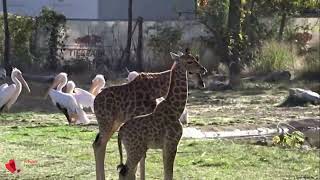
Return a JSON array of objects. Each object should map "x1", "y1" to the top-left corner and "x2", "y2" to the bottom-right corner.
[{"x1": 117, "y1": 132, "x2": 128, "y2": 176}]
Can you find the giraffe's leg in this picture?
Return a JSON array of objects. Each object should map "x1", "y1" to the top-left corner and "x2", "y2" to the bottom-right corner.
[
  {"x1": 139, "y1": 153, "x2": 146, "y2": 180},
  {"x1": 119, "y1": 148, "x2": 147, "y2": 180},
  {"x1": 93, "y1": 120, "x2": 119, "y2": 180},
  {"x1": 163, "y1": 143, "x2": 178, "y2": 180}
]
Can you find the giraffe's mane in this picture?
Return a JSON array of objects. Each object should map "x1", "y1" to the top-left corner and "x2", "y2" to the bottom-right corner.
[{"x1": 137, "y1": 70, "x2": 170, "y2": 80}]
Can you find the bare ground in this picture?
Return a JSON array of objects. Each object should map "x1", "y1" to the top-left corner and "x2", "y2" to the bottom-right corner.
[{"x1": 6, "y1": 80, "x2": 320, "y2": 133}]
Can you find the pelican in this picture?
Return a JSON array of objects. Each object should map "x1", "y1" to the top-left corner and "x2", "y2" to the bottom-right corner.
[
  {"x1": 45, "y1": 73, "x2": 89, "y2": 124},
  {"x1": 0, "y1": 68, "x2": 31, "y2": 112},
  {"x1": 65, "y1": 80, "x2": 95, "y2": 113},
  {"x1": 89, "y1": 74, "x2": 106, "y2": 96},
  {"x1": 65, "y1": 74, "x2": 106, "y2": 113},
  {"x1": 127, "y1": 71, "x2": 139, "y2": 82}
]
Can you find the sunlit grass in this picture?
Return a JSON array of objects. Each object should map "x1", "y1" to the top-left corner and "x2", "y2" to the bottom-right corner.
[{"x1": 0, "y1": 112, "x2": 319, "y2": 179}]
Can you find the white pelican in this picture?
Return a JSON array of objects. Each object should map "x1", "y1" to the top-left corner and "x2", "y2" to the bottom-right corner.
[
  {"x1": 45, "y1": 73, "x2": 89, "y2": 124},
  {"x1": 89, "y1": 74, "x2": 106, "y2": 96},
  {"x1": 65, "y1": 74, "x2": 105, "y2": 113},
  {"x1": 65, "y1": 80, "x2": 95, "y2": 113},
  {"x1": 127, "y1": 71, "x2": 139, "y2": 82},
  {"x1": 0, "y1": 68, "x2": 30, "y2": 112}
]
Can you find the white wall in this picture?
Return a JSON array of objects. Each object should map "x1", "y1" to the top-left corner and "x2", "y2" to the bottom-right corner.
[{"x1": 0, "y1": 0, "x2": 98, "y2": 19}]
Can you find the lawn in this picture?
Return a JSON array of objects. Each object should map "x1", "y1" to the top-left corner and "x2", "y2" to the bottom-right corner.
[{"x1": 0, "y1": 82, "x2": 319, "y2": 179}]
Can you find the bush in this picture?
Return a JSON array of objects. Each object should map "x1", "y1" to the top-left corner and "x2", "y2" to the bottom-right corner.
[
  {"x1": 299, "y1": 44, "x2": 320, "y2": 80},
  {"x1": 252, "y1": 40, "x2": 298, "y2": 74}
]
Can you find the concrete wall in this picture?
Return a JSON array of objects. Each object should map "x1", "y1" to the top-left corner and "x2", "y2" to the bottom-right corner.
[
  {"x1": 98, "y1": 0, "x2": 195, "y2": 20},
  {"x1": 0, "y1": 0, "x2": 195, "y2": 20},
  {"x1": 0, "y1": 0, "x2": 98, "y2": 19},
  {"x1": 61, "y1": 20, "x2": 209, "y2": 71},
  {"x1": 59, "y1": 17, "x2": 319, "y2": 72}
]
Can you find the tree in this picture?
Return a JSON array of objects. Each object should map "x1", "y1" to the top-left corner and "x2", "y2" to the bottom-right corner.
[
  {"x1": 227, "y1": 0, "x2": 242, "y2": 87},
  {"x1": 198, "y1": 0, "x2": 243, "y2": 88},
  {"x1": 120, "y1": 0, "x2": 133, "y2": 70},
  {"x1": 2, "y1": 0, "x2": 11, "y2": 75},
  {"x1": 255, "y1": 0, "x2": 319, "y2": 40},
  {"x1": 38, "y1": 7, "x2": 67, "y2": 71},
  {"x1": 197, "y1": 0, "x2": 318, "y2": 87}
]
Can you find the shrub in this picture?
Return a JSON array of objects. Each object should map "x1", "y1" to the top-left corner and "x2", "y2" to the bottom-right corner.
[
  {"x1": 299, "y1": 44, "x2": 320, "y2": 80},
  {"x1": 273, "y1": 131, "x2": 305, "y2": 148},
  {"x1": 252, "y1": 40, "x2": 298, "y2": 74}
]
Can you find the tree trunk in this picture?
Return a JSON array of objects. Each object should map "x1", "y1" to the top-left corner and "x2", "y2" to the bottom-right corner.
[
  {"x1": 2, "y1": 0, "x2": 11, "y2": 75},
  {"x1": 227, "y1": 0, "x2": 242, "y2": 88},
  {"x1": 278, "y1": 12, "x2": 287, "y2": 41},
  {"x1": 30, "y1": 16, "x2": 39, "y2": 58},
  {"x1": 120, "y1": 0, "x2": 133, "y2": 70},
  {"x1": 136, "y1": 16, "x2": 143, "y2": 71},
  {"x1": 48, "y1": 28, "x2": 58, "y2": 71}
]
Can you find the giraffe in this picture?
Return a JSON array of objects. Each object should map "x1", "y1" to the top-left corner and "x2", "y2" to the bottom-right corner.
[
  {"x1": 117, "y1": 49, "x2": 207, "y2": 180},
  {"x1": 93, "y1": 57, "x2": 205, "y2": 180}
]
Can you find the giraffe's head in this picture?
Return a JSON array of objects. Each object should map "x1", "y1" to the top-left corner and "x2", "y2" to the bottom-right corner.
[
  {"x1": 170, "y1": 48, "x2": 207, "y2": 88},
  {"x1": 188, "y1": 55, "x2": 206, "y2": 88},
  {"x1": 170, "y1": 48, "x2": 207, "y2": 75}
]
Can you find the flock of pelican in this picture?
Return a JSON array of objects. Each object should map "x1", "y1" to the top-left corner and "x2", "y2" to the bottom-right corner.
[{"x1": 0, "y1": 67, "x2": 106, "y2": 125}]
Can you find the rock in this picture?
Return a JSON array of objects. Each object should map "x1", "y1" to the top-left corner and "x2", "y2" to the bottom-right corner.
[
  {"x1": 286, "y1": 119, "x2": 320, "y2": 148},
  {"x1": 304, "y1": 128, "x2": 320, "y2": 148},
  {"x1": 254, "y1": 138, "x2": 268, "y2": 146},
  {"x1": 207, "y1": 81, "x2": 231, "y2": 91},
  {"x1": 279, "y1": 88, "x2": 320, "y2": 107},
  {"x1": 264, "y1": 71, "x2": 291, "y2": 82}
]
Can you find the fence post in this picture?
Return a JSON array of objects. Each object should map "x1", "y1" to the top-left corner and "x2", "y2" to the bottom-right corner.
[{"x1": 136, "y1": 16, "x2": 144, "y2": 71}]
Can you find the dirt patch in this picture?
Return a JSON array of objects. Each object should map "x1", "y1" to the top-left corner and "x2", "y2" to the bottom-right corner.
[{"x1": 4, "y1": 80, "x2": 320, "y2": 133}]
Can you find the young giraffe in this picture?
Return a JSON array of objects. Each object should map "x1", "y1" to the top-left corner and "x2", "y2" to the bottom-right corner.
[
  {"x1": 117, "y1": 49, "x2": 207, "y2": 180},
  {"x1": 93, "y1": 58, "x2": 205, "y2": 180}
]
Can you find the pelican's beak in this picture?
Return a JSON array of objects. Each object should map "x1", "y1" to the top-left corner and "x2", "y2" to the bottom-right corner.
[
  {"x1": 44, "y1": 76, "x2": 61, "y2": 98},
  {"x1": 17, "y1": 73, "x2": 31, "y2": 93},
  {"x1": 89, "y1": 80, "x2": 98, "y2": 95}
]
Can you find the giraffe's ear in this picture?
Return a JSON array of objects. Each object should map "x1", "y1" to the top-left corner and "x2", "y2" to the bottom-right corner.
[{"x1": 170, "y1": 52, "x2": 180, "y2": 60}]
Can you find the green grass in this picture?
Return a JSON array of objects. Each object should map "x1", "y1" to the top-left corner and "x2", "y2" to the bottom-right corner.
[
  {"x1": 0, "y1": 112, "x2": 319, "y2": 180},
  {"x1": 0, "y1": 81, "x2": 319, "y2": 179}
]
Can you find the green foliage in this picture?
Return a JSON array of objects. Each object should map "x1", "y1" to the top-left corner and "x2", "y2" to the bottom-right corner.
[
  {"x1": 299, "y1": 44, "x2": 320, "y2": 79},
  {"x1": 252, "y1": 40, "x2": 298, "y2": 74},
  {"x1": 256, "y1": 0, "x2": 319, "y2": 16},
  {"x1": 0, "y1": 7, "x2": 67, "y2": 70},
  {"x1": 198, "y1": 0, "x2": 258, "y2": 66},
  {"x1": 0, "y1": 14, "x2": 35, "y2": 66},
  {"x1": 273, "y1": 131, "x2": 305, "y2": 148},
  {"x1": 147, "y1": 25, "x2": 182, "y2": 57},
  {"x1": 37, "y1": 7, "x2": 67, "y2": 70},
  {"x1": 198, "y1": 0, "x2": 229, "y2": 32}
]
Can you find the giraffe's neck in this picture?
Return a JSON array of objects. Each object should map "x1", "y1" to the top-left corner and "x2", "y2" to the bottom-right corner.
[
  {"x1": 136, "y1": 70, "x2": 171, "y2": 99},
  {"x1": 164, "y1": 61, "x2": 188, "y2": 116}
]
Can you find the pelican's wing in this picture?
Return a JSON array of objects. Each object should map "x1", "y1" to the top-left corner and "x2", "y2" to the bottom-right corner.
[
  {"x1": 49, "y1": 90, "x2": 79, "y2": 114},
  {"x1": 0, "y1": 83, "x2": 8, "y2": 92},
  {"x1": 75, "y1": 108, "x2": 90, "y2": 124},
  {"x1": 0, "y1": 84, "x2": 16, "y2": 110},
  {"x1": 74, "y1": 88, "x2": 95, "y2": 110}
]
